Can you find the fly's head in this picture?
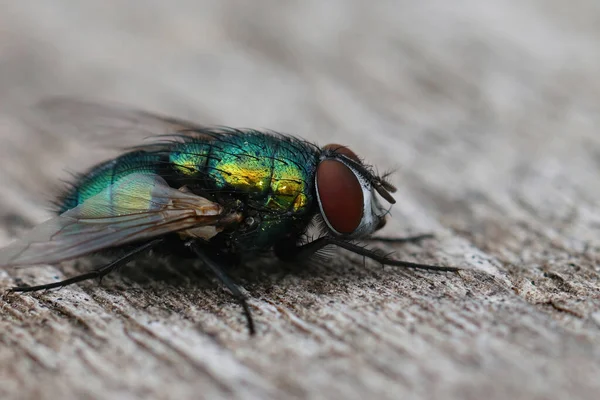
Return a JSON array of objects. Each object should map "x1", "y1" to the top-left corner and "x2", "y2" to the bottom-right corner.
[{"x1": 315, "y1": 144, "x2": 396, "y2": 239}]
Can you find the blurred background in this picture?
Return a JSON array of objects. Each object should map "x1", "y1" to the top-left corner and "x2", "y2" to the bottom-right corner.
[
  {"x1": 1, "y1": 1, "x2": 599, "y2": 229},
  {"x1": 1, "y1": 0, "x2": 599, "y2": 253},
  {"x1": 1, "y1": 2, "x2": 600, "y2": 399}
]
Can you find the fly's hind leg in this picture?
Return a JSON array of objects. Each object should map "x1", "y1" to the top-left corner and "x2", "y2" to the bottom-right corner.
[
  {"x1": 10, "y1": 239, "x2": 163, "y2": 293},
  {"x1": 187, "y1": 241, "x2": 256, "y2": 336}
]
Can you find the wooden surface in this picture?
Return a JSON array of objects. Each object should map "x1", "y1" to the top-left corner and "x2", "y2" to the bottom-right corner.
[{"x1": 1, "y1": 2, "x2": 600, "y2": 399}]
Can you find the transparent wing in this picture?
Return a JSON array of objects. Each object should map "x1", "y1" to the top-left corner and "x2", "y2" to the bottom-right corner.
[
  {"x1": 32, "y1": 97, "x2": 208, "y2": 148},
  {"x1": 13, "y1": 97, "x2": 223, "y2": 209},
  {"x1": 0, "y1": 173, "x2": 233, "y2": 267}
]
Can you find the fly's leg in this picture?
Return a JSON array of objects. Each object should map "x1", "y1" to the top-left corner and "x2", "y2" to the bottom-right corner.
[
  {"x1": 361, "y1": 234, "x2": 434, "y2": 256},
  {"x1": 362, "y1": 234, "x2": 434, "y2": 243},
  {"x1": 10, "y1": 239, "x2": 163, "y2": 293},
  {"x1": 187, "y1": 242, "x2": 256, "y2": 336},
  {"x1": 275, "y1": 237, "x2": 459, "y2": 272}
]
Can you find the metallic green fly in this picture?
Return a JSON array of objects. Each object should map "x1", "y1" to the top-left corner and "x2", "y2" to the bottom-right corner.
[{"x1": 0, "y1": 99, "x2": 459, "y2": 334}]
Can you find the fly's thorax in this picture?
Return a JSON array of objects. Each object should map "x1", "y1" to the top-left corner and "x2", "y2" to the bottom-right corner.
[
  {"x1": 168, "y1": 133, "x2": 319, "y2": 215},
  {"x1": 169, "y1": 141, "x2": 212, "y2": 176},
  {"x1": 221, "y1": 210, "x2": 310, "y2": 253},
  {"x1": 315, "y1": 144, "x2": 396, "y2": 239}
]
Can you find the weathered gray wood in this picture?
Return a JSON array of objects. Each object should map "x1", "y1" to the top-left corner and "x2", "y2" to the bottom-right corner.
[{"x1": 1, "y1": 1, "x2": 600, "y2": 399}]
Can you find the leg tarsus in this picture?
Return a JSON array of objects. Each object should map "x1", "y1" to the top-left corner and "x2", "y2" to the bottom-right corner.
[
  {"x1": 278, "y1": 236, "x2": 459, "y2": 272},
  {"x1": 363, "y1": 234, "x2": 434, "y2": 243},
  {"x1": 187, "y1": 242, "x2": 256, "y2": 336},
  {"x1": 10, "y1": 239, "x2": 163, "y2": 293}
]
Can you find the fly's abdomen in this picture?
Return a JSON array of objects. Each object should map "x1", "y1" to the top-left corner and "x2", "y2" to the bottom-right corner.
[
  {"x1": 59, "y1": 151, "x2": 165, "y2": 212},
  {"x1": 169, "y1": 133, "x2": 318, "y2": 214}
]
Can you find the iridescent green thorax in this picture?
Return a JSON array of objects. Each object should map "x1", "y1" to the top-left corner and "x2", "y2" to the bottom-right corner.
[
  {"x1": 170, "y1": 132, "x2": 318, "y2": 214},
  {"x1": 169, "y1": 132, "x2": 320, "y2": 251}
]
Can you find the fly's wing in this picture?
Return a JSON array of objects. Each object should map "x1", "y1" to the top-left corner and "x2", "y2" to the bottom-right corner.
[
  {"x1": 33, "y1": 97, "x2": 209, "y2": 149},
  {"x1": 14, "y1": 97, "x2": 229, "y2": 211},
  {"x1": 0, "y1": 173, "x2": 235, "y2": 267}
]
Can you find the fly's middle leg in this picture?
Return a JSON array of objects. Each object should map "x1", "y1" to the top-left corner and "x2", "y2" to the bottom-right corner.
[{"x1": 187, "y1": 241, "x2": 256, "y2": 336}]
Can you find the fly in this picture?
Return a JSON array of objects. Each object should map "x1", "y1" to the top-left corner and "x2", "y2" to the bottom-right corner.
[{"x1": 0, "y1": 98, "x2": 459, "y2": 335}]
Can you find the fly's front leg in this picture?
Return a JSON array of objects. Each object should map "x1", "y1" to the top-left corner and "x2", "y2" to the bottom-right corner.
[
  {"x1": 275, "y1": 236, "x2": 459, "y2": 272},
  {"x1": 360, "y1": 234, "x2": 434, "y2": 259},
  {"x1": 362, "y1": 234, "x2": 434, "y2": 243}
]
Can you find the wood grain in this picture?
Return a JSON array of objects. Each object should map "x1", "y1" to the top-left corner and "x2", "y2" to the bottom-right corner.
[{"x1": 1, "y1": 2, "x2": 600, "y2": 399}]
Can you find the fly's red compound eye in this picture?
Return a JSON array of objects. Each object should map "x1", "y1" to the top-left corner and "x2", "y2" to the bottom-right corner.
[
  {"x1": 322, "y1": 143, "x2": 361, "y2": 163},
  {"x1": 316, "y1": 159, "x2": 364, "y2": 234}
]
